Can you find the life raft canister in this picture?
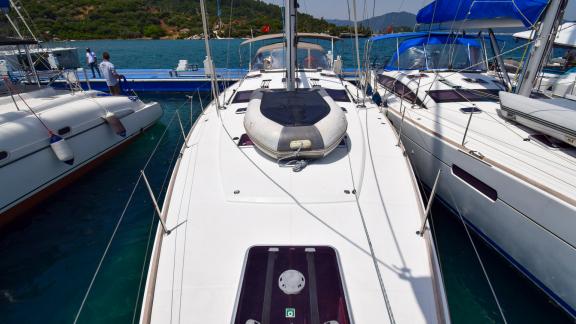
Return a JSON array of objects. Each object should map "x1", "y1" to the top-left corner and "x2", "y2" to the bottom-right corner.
[
  {"x1": 244, "y1": 88, "x2": 347, "y2": 160},
  {"x1": 49, "y1": 133, "x2": 74, "y2": 165}
]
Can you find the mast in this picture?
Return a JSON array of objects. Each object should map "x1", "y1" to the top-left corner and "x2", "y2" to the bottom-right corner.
[
  {"x1": 285, "y1": 0, "x2": 297, "y2": 91},
  {"x1": 200, "y1": 0, "x2": 221, "y2": 108},
  {"x1": 517, "y1": 0, "x2": 568, "y2": 96}
]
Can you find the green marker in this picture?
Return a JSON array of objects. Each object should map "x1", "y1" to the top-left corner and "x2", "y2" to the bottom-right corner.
[{"x1": 285, "y1": 307, "x2": 296, "y2": 318}]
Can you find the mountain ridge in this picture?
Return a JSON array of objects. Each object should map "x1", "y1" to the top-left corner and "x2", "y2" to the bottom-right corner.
[
  {"x1": 327, "y1": 11, "x2": 417, "y2": 32},
  {"x1": 11, "y1": 0, "x2": 351, "y2": 40}
]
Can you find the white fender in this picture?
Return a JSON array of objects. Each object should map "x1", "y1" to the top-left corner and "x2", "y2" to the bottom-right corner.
[
  {"x1": 104, "y1": 111, "x2": 127, "y2": 137},
  {"x1": 49, "y1": 134, "x2": 74, "y2": 165}
]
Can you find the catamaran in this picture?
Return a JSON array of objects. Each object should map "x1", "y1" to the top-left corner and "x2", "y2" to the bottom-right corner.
[
  {"x1": 368, "y1": 0, "x2": 576, "y2": 317},
  {"x1": 0, "y1": 37, "x2": 162, "y2": 225},
  {"x1": 139, "y1": 0, "x2": 450, "y2": 323}
]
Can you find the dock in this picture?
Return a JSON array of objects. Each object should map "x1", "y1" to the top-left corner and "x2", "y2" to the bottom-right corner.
[{"x1": 51, "y1": 67, "x2": 359, "y2": 92}]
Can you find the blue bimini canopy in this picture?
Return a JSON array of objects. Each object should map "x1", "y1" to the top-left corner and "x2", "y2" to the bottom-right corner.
[
  {"x1": 384, "y1": 35, "x2": 484, "y2": 71},
  {"x1": 417, "y1": 0, "x2": 548, "y2": 28},
  {"x1": 0, "y1": 0, "x2": 9, "y2": 13}
]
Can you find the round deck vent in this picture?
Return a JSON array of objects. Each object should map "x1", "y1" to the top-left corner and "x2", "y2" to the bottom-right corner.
[{"x1": 278, "y1": 269, "x2": 305, "y2": 295}]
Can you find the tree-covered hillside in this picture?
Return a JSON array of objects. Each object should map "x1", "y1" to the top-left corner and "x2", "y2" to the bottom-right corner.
[{"x1": 15, "y1": 0, "x2": 351, "y2": 40}]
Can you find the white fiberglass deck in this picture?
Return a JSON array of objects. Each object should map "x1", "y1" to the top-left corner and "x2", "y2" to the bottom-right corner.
[{"x1": 142, "y1": 70, "x2": 448, "y2": 323}]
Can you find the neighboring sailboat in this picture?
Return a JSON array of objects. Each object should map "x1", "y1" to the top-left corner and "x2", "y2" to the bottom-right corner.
[
  {"x1": 369, "y1": 0, "x2": 576, "y2": 317},
  {"x1": 0, "y1": 0, "x2": 80, "y2": 78},
  {"x1": 513, "y1": 22, "x2": 576, "y2": 96},
  {"x1": 0, "y1": 37, "x2": 163, "y2": 225},
  {"x1": 139, "y1": 0, "x2": 450, "y2": 323}
]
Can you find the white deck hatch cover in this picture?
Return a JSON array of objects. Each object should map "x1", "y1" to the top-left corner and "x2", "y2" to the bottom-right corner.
[{"x1": 233, "y1": 246, "x2": 351, "y2": 324}]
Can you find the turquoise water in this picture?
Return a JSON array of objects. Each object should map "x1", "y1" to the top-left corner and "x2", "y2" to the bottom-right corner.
[
  {"x1": 55, "y1": 38, "x2": 365, "y2": 70},
  {"x1": 0, "y1": 40, "x2": 573, "y2": 323}
]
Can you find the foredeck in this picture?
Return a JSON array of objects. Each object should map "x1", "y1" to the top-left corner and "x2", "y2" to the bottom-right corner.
[{"x1": 142, "y1": 71, "x2": 447, "y2": 323}]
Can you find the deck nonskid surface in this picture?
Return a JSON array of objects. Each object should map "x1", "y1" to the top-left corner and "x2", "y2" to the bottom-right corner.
[{"x1": 149, "y1": 72, "x2": 440, "y2": 323}]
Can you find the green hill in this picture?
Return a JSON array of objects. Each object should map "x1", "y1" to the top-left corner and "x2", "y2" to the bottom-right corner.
[{"x1": 15, "y1": 0, "x2": 349, "y2": 40}]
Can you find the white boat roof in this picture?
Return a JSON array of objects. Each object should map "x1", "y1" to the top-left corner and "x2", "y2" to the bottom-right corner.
[
  {"x1": 241, "y1": 32, "x2": 340, "y2": 45},
  {"x1": 141, "y1": 69, "x2": 449, "y2": 323},
  {"x1": 514, "y1": 22, "x2": 576, "y2": 48}
]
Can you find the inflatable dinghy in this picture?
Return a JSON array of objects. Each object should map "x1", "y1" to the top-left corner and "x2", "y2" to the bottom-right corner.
[
  {"x1": 244, "y1": 88, "x2": 347, "y2": 159},
  {"x1": 499, "y1": 91, "x2": 576, "y2": 147}
]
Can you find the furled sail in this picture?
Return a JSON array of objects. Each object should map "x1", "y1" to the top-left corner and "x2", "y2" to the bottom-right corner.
[{"x1": 417, "y1": 0, "x2": 549, "y2": 28}]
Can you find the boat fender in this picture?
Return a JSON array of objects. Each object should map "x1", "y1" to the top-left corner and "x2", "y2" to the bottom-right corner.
[
  {"x1": 366, "y1": 83, "x2": 373, "y2": 96},
  {"x1": 49, "y1": 134, "x2": 74, "y2": 165},
  {"x1": 372, "y1": 92, "x2": 382, "y2": 106},
  {"x1": 104, "y1": 112, "x2": 127, "y2": 137}
]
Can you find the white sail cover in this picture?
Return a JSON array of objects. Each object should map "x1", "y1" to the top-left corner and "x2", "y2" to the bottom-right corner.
[{"x1": 499, "y1": 91, "x2": 576, "y2": 147}]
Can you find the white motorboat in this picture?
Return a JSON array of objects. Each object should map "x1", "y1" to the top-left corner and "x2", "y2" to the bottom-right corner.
[
  {"x1": 0, "y1": 72, "x2": 162, "y2": 225},
  {"x1": 369, "y1": 0, "x2": 576, "y2": 317},
  {"x1": 139, "y1": 1, "x2": 450, "y2": 323}
]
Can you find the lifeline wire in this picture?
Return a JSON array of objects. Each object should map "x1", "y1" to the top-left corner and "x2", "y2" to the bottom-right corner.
[{"x1": 73, "y1": 97, "x2": 193, "y2": 324}]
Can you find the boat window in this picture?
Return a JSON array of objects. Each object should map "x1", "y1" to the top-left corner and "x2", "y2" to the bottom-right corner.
[
  {"x1": 325, "y1": 89, "x2": 351, "y2": 102},
  {"x1": 235, "y1": 107, "x2": 247, "y2": 114},
  {"x1": 233, "y1": 246, "x2": 351, "y2": 324},
  {"x1": 252, "y1": 47, "x2": 330, "y2": 71},
  {"x1": 452, "y1": 164, "x2": 497, "y2": 201},
  {"x1": 377, "y1": 74, "x2": 423, "y2": 105},
  {"x1": 427, "y1": 89, "x2": 500, "y2": 103},
  {"x1": 58, "y1": 126, "x2": 71, "y2": 135},
  {"x1": 233, "y1": 90, "x2": 254, "y2": 103},
  {"x1": 0, "y1": 151, "x2": 7, "y2": 160},
  {"x1": 460, "y1": 107, "x2": 482, "y2": 114}
]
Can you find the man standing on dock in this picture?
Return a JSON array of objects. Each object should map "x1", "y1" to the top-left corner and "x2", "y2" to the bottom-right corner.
[
  {"x1": 99, "y1": 52, "x2": 122, "y2": 96},
  {"x1": 86, "y1": 48, "x2": 101, "y2": 78}
]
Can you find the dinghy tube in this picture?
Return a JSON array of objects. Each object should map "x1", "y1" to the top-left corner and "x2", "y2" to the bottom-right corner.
[{"x1": 244, "y1": 88, "x2": 347, "y2": 160}]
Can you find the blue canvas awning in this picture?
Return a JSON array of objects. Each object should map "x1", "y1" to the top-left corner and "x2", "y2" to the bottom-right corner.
[
  {"x1": 0, "y1": 0, "x2": 9, "y2": 12},
  {"x1": 416, "y1": 0, "x2": 548, "y2": 28}
]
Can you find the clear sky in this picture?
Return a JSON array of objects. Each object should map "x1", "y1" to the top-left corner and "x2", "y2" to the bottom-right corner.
[{"x1": 261, "y1": 0, "x2": 576, "y2": 21}]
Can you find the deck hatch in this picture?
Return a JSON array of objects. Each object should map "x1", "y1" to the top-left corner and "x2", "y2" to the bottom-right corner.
[
  {"x1": 427, "y1": 89, "x2": 500, "y2": 103},
  {"x1": 452, "y1": 164, "x2": 498, "y2": 201},
  {"x1": 234, "y1": 246, "x2": 351, "y2": 324},
  {"x1": 325, "y1": 89, "x2": 351, "y2": 102}
]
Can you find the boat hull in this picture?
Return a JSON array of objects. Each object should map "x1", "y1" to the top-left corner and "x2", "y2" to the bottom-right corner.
[
  {"x1": 0, "y1": 99, "x2": 162, "y2": 226},
  {"x1": 386, "y1": 108, "x2": 576, "y2": 318}
]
